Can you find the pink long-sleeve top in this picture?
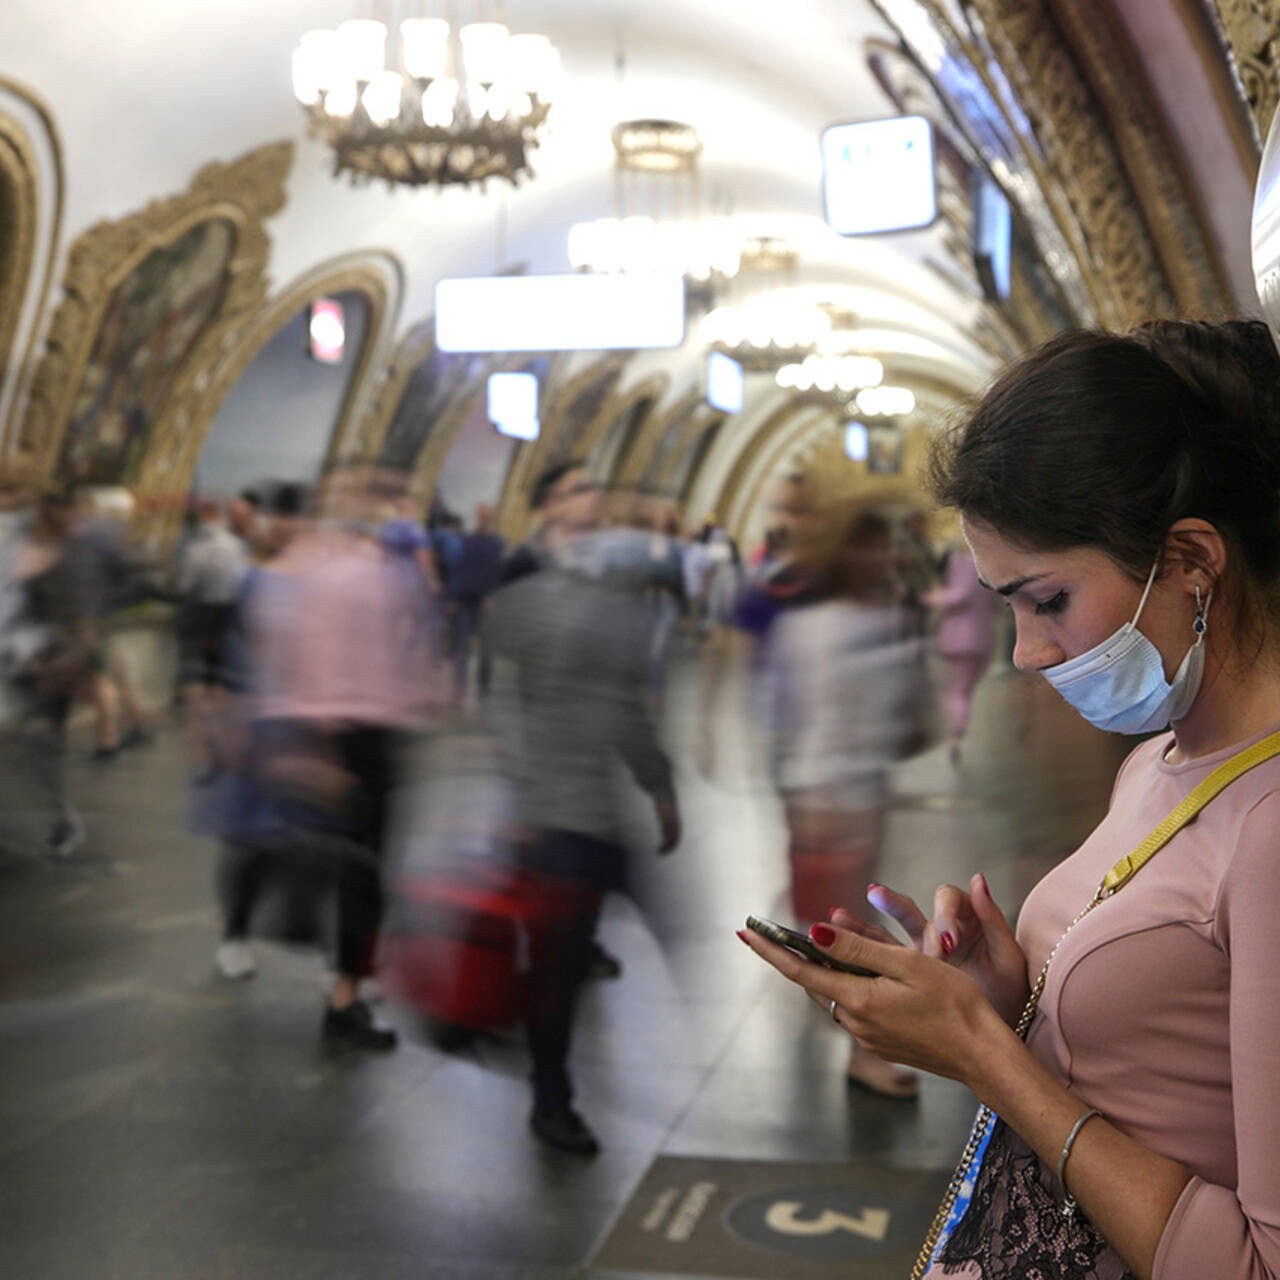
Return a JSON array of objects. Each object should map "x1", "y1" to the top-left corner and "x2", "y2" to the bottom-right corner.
[
  {"x1": 925, "y1": 547, "x2": 1000, "y2": 658},
  {"x1": 934, "y1": 724, "x2": 1280, "y2": 1278},
  {"x1": 249, "y1": 532, "x2": 439, "y2": 730}
]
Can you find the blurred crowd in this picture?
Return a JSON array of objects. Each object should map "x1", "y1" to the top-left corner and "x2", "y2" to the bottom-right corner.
[{"x1": 0, "y1": 452, "x2": 1003, "y2": 1155}]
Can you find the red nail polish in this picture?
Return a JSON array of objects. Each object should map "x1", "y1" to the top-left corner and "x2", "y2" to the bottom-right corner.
[
  {"x1": 941, "y1": 931, "x2": 956, "y2": 956},
  {"x1": 736, "y1": 929, "x2": 750, "y2": 945},
  {"x1": 809, "y1": 924, "x2": 836, "y2": 947}
]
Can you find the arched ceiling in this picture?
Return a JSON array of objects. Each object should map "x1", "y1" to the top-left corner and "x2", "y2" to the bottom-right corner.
[{"x1": 0, "y1": 0, "x2": 1270, "y2": 533}]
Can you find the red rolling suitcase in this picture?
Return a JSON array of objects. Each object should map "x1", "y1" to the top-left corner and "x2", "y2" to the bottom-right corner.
[{"x1": 382, "y1": 860, "x2": 593, "y2": 1032}]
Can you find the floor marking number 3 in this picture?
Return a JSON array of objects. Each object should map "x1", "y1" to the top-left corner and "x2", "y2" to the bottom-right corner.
[{"x1": 764, "y1": 1201, "x2": 890, "y2": 1241}]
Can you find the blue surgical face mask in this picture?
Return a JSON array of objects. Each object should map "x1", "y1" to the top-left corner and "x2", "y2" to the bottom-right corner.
[{"x1": 1041, "y1": 560, "x2": 1209, "y2": 734}]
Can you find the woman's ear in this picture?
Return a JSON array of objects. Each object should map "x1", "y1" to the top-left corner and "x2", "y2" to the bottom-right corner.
[{"x1": 1164, "y1": 519, "x2": 1226, "y2": 592}]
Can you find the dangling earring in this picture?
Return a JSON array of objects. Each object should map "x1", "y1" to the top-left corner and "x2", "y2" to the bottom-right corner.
[{"x1": 1193, "y1": 585, "x2": 1207, "y2": 637}]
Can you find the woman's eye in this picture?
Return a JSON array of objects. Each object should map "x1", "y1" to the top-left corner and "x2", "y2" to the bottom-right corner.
[{"x1": 1034, "y1": 591, "x2": 1068, "y2": 616}]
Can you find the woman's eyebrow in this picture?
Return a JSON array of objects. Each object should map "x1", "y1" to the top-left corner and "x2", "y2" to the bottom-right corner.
[{"x1": 977, "y1": 572, "x2": 1050, "y2": 596}]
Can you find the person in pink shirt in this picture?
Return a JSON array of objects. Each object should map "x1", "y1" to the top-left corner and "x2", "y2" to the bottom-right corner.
[
  {"x1": 925, "y1": 540, "x2": 1001, "y2": 763},
  {"x1": 741, "y1": 319, "x2": 1280, "y2": 1279}
]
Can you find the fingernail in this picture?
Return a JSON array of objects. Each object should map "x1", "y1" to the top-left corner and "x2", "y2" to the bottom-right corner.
[
  {"x1": 828, "y1": 906, "x2": 841, "y2": 921},
  {"x1": 867, "y1": 882, "x2": 881, "y2": 893},
  {"x1": 735, "y1": 929, "x2": 750, "y2": 945},
  {"x1": 940, "y1": 931, "x2": 956, "y2": 956},
  {"x1": 809, "y1": 924, "x2": 836, "y2": 947},
  {"x1": 976, "y1": 873, "x2": 989, "y2": 896}
]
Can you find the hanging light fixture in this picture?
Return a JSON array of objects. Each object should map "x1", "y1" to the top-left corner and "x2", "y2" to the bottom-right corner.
[
  {"x1": 567, "y1": 119, "x2": 742, "y2": 290},
  {"x1": 775, "y1": 353, "x2": 885, "y2": 394},
  {"x1": 291, "y1": 9, "x2": 560, "y2": 189}
]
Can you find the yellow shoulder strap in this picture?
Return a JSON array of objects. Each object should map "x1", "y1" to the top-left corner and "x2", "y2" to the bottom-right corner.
[{"x1": 1104, "y1": 728, "x2": 1280, "y2": 894}]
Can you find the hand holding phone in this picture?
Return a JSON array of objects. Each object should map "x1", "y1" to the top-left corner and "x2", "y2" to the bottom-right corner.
[{"x1": 745, "y1": 915, "x2": 878, "y2": 978}]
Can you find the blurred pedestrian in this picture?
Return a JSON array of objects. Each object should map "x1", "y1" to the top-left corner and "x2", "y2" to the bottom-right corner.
[
  {"x1": 488, "y1": 461, "x2": 681, "y2": 1155},
  {"x1": 448, "y1": 503, "x2": 505, "y2": 702},
  {"x1": 176, "y1": 498, "x2": 247, "y2": 772},
  {"x1": 924, "y1": 539, "x2": 1001, "y2": 763},
  {"x1": 766, "y1": 499, "x2": 928, "y2": 1097}
]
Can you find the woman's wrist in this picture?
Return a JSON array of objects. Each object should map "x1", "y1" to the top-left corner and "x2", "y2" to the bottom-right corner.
[{"x1": 955, "y1": 999, "x2": 1028, "y2": 1099}]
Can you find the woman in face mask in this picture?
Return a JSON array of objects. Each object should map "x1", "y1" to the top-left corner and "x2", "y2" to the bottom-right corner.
[{"x1": 739, "y1": 319, "x2": 1280, "y2": 1280}]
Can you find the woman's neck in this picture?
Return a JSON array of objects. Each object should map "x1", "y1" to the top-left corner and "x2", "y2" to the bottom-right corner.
[{"x1": 1168, "y1": 643, "x2": 1280, "y2": 762}]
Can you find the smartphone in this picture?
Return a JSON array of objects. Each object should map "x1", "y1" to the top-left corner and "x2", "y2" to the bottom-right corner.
[{"x1": 745, "y1": 915, "x2": 878, "y2": 977}]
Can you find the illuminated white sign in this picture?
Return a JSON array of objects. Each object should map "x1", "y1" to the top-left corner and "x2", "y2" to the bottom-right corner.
[
  {"x1": 974, "y1": 173, "x2": 1012, "y2": 302},
  {"x1": 436, "y1": 274, "x2": 686, "y2": 352},
  {"x1": 488, "y1": 371, "x2": 540, "y2": 440},
  {"x1": 706, "y1": 351, "x2": 745, "y2": 414},
  {"x1": 822, "y1": 116, "x2": 936, "y2": 236},
  {"x1": 844, "y1": 420, "x2": 869, "y2": 461}
]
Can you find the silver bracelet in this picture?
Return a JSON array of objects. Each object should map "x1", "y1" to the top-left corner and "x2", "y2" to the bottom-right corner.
[{"x1": 1057, "y1": 1107, "x2": 1102, "y2": 1220}]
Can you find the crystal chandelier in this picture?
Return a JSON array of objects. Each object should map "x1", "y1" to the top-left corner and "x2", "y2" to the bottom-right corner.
[
  {"x1": 291, "y1": 10, "x2": 560, "y2": 189},
  {"x1": 567, "y1": 119, "x2": 741, "y2": 289},
  {"x1": 775, "y1": 354, "x2": 885, "y2": 394},
  {"x1": 703, "y1": 297, "x2": 832, "y2": 371},
  {"x1": 567, "y1": 217, "x2": 740, "y2": 282}
]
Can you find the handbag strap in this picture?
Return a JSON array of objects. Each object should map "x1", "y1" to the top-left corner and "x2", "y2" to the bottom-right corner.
[{"x1": 909, "y1": 725, "x2": 1280, "y2": 1280}]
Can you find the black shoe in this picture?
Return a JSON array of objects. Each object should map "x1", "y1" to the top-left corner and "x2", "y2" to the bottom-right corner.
[
  {"x1": 587, "y1": 941, "x2": 622, "y2": 980},
  {"x1": 530, "y1": 1105, "x2": 600, "y2": 1156},
  {"x1": 323, "y1": 999, "x2": 398, "y2": 1051},
  {"x1": 91, "y1": 744, "x2": 119, "y2": 762}
]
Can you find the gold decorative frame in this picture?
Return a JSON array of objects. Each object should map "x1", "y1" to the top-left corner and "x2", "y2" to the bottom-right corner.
[
  {"x1": 353, "y1": 318, "x2": 437, "y2": 460},
  {"x1": 1046, "y1": 0, "x2": 1235, "y2": 315},
  {"x1": 408, "y1": 351, "x2": 557, "y2": 507},
  {"x1": 1212, "y1": 0, "x2": 1280, "y2": 144},
  {"x1": 612, "y1": 388, "x2": 700, "y2": 488},
  {"x1": 495, "y1": 355, "x2": 626, "y2": 535},
  {"x1": 587, "y1": 373, "x2": 669, "y2": 484},
  {"x1": 653, "y1": 406, "x2": 725, "y2": 496},
  {"x1": 719, "y1": 403, "x2": 830, "y2": 546},
  {"x1": 19, "y1": 142, "x2": 293, "y2": 495},
  {"x1": 147, "y1": 250, "x2": 401, "y2": 530},
  {"x1": 0, "y1": 117, "x2": 39, "y2": 417},
  {"x1": 0, "y1": 77, "x2": 64, "y2": 455}
]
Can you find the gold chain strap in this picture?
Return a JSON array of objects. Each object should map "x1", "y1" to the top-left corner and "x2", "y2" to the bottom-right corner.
[{"x1": 907, "y1": 728, "x2": 1280, "y2": 1280}]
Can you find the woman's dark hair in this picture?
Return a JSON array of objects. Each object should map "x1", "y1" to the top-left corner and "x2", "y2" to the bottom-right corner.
[{"x1": 928, "y1": 319, "x2": 1280, "y2": 645}]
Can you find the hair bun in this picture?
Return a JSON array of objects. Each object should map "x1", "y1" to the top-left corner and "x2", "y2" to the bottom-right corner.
[{"x1": 1133, "y1": 320, "x2": 1280, "y2": 458}]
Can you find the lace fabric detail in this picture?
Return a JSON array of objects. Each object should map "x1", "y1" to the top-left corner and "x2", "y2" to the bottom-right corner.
[{"x1": 935, "y1": 1119, "x2": 1136, "y2": 1280}]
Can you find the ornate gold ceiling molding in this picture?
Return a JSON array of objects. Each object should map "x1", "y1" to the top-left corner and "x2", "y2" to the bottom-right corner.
[
  {"x1": 875, "y1": 0, "x2": 1197, "y2": 324},
  {"x1": 962, "y1": 0, "x2": 1176, "y2": 324},
  {"x1": 1047, "y1": 0, "x2": 1235, "y2": 314},
  {"x1": 0, "y1": 77, "x2": 64, "y2": 457},
  {"x1": 18, "y1": 142, "x2": 292, "y2": 485},
  {"x1": 866, "y1": 37, "x2": 1078, "y2": 342},
  {"x1": 1211, "y1": 0, "x2": 1280, "y2": 143}
]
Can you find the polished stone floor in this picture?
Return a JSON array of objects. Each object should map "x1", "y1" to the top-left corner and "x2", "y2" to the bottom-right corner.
[{"x1": 0, "y1": 653, "x2": 1127, "y2": 1279}]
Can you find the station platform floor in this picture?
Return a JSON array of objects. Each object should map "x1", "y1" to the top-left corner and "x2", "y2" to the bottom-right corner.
[{"x1": 0, "y1": 657, "x2": 1129, "y2": 1279}]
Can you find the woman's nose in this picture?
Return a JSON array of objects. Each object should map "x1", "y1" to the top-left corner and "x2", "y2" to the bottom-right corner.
[{"x1": 1012, "y1": 625, "x2": 1064, "y2": 673}]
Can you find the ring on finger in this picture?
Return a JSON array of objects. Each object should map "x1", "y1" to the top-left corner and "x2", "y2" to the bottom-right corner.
[{"x1": 829, "y1": 997, "x2": 840, "y2": 1024}]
